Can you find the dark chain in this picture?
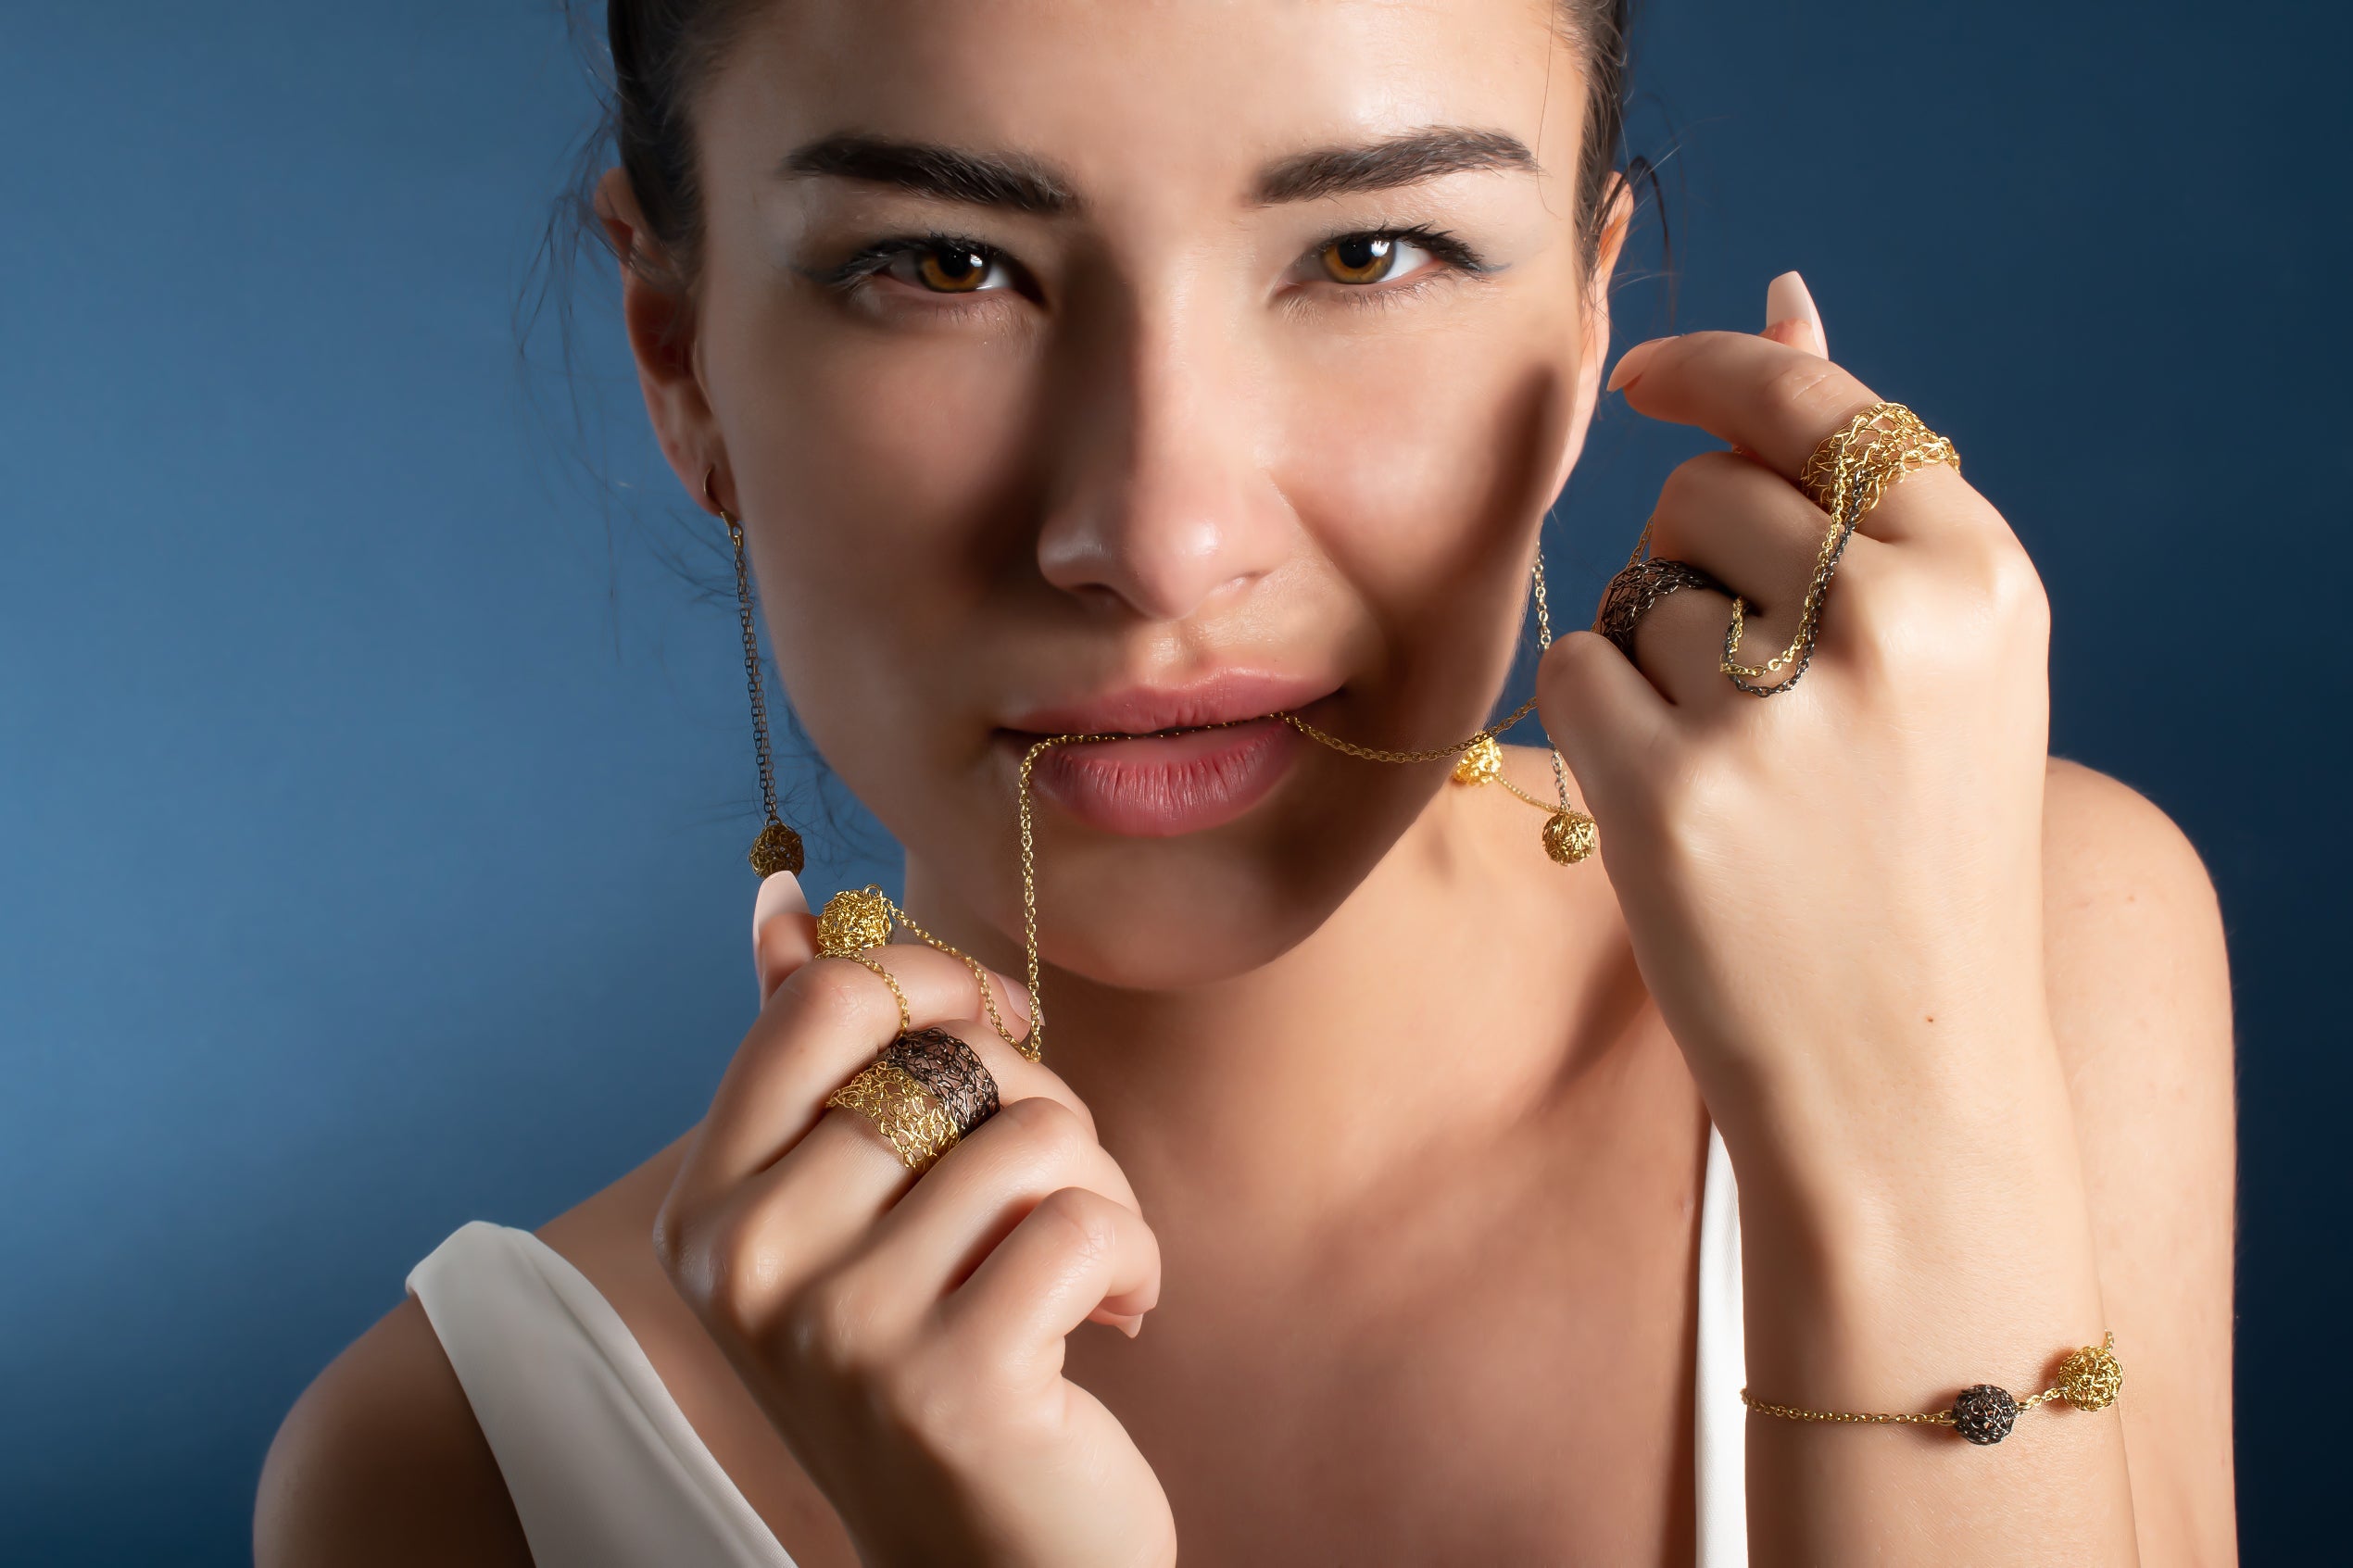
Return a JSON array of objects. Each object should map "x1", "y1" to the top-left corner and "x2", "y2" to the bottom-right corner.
[{"x1": 728, "y1": 517, "x2": 780, "y2": 824}]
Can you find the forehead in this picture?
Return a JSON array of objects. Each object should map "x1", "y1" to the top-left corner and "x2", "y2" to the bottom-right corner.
[{"x1": 703, "y1": 0, "x2": 1583, "y2": 204}]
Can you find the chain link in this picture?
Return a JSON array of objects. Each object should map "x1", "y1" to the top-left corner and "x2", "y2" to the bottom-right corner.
[{"x1": 728, "y1": 516, "x2": 781, "y2": 827}]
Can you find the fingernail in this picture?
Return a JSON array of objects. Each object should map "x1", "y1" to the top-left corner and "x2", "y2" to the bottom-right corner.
[
  {"x1": 752, "y1": 871, "x2": 812, "y2": 998},
  {"x1": 1117, "y1": 1312, "x2": 1143, "y2": 1339},
  {"x1": 1001, "y1": 975, "x2": 1034, "y2": 1027},
  {"x1": 1604, "y1": 336, "x2": 1670, "y2": 392},
  {"x1": 1765, "y1": 270, "x2": 1826, "y2": 358},
  {"x1": 752, "y1": 870, "x2": 809, "y2": 947}
]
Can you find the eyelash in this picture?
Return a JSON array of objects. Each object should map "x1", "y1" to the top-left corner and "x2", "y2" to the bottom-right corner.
[{"x1": 814, "y1": 224, "x2": 1491, "y2": 308}]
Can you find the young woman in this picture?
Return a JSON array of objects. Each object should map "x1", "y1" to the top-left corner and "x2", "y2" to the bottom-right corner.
[{"x1": 256, "y1": 1, "x2": 2237, "y2": 1562}]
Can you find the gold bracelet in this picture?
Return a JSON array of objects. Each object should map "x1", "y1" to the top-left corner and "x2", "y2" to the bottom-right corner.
[{"x1": 1742, "y1": 1332, "x2": 2123, "y2": 1445}]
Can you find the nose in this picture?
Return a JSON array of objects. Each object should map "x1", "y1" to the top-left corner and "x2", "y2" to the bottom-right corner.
[{"x1": 1033, "y1": 279, "x2": 1291, "y2": 621}]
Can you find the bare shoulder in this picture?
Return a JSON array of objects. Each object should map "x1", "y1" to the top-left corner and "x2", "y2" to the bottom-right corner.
[
  {"x1": 2038, "y1": 757, "x2": 2239, "y2": 1567},
  {"x1": 255, "y1": 1292, "x2": 532, "y2": 1568},
  {"x1": 2039, "y1": 758, "x2": 2233, "y2": 1116}
]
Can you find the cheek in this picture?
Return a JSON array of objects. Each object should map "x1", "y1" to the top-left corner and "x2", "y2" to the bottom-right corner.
[
  {"x1": 726, "y1": 312, "x2": 1039, "y2": 586},
  {"x1": 1275, "y1": 307, "x2": 1579, "y2": 616},
  {"x1": 705, "y1": 302, "x2": 1042, "y2": 829}
]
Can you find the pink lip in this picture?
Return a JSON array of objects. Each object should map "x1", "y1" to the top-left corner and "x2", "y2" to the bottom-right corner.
[
  {"x1": 1002, "y1": 671, "x2": 1340, "y2": 737},
  {"x1": 1000, "y1": 671, "x2": 1337, "y2": 838}
]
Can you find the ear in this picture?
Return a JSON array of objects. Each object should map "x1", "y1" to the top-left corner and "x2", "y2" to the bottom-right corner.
[
  {"x1": 1547, "y1": 174, "x2": 1638, "y2": 499},
  {"x1": 594, "y1": 166, "x2": 726, "y2": 512}
]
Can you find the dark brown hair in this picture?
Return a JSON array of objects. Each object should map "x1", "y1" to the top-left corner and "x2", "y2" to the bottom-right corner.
[{"x1": 576, "y1": 0, "x2": 1655, "y2": 300}]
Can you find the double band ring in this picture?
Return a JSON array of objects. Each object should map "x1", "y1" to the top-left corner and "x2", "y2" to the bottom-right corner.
[
  {"x1": 1595, "y1": 557, "x2": 1728, "y2": 659},
  {"x1": 824, "y1": 1025, "x2": 1004, "y2": 1173},
  {"x1": 1721, "y1": 401, "x2": 1959, "y2": 697}
]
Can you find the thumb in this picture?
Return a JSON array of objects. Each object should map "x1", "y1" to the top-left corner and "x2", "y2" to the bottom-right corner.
[
  {"x1": 1763, "y1": 270, "x2": 1828, "y2": 358},
  {"x1": 1537, "y1": 629, "x2": 1675, "y2": 836},
  {"x1": 751, "y1": 871, "x2": 819, "y2": 1005}
]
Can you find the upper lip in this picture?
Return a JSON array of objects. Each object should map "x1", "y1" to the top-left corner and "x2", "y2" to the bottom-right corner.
[{"x1": 1000, "y1": 671, "x2": 1340, "y2": 737}]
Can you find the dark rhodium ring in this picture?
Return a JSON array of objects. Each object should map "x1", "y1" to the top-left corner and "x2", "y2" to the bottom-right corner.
[
  {"x1": 1594, "y1": 557, "x2": 1729, "y2": 659},
  {"x1": 879, "y1": 1025, "x2": 1002, "y2": 1137}
]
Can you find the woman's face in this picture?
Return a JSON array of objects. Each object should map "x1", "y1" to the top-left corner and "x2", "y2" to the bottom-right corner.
[{"x1": 648, "y1": 0, "x2": 1621, "y2": 986}]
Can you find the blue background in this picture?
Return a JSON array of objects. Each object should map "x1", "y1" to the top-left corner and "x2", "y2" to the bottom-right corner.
[{"x1": 3, "y1": 3, "x2": 2341, "y2": 1561}]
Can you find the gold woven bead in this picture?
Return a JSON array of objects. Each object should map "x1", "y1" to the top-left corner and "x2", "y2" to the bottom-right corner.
[
  {"x1": 749, "y1": 820, "x2": 804, "y2": 878},
  {"x1": 1452, "y1": 735, "x2": 1504, "y2": 786},
  {"x1": 817, "y1": 885, "x2": 896, "y2": 958},
  {"x1": 1543, "y1": 809, "x2": 1598, "y2": 864},
  {"x1": 2057, "y1": 1339, "x2": 2124, "y2": 1411}
]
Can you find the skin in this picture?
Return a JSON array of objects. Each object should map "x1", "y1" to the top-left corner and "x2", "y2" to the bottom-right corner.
[{"x1": 257, "y1": 1, "x2": 2239, "y2": 1563}]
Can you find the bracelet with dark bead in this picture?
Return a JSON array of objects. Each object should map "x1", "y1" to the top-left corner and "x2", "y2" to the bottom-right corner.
[{"x1": 1741, "y1": 1332, "x2": 2123, "y2": 1445}]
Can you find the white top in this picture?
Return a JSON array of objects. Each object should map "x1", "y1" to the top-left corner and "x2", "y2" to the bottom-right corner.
[{"x1": 410, "y1": 1121, "x2": 1748, "y2": 1566}]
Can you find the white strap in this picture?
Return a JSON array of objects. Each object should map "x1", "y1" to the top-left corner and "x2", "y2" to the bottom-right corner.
[
  {"x1": 409, "y1": 1221, "x2": 795, "y2": 1568},
  {"x1": 1693, "y1": 1120, "x2": 1750, "y2": 1566}
]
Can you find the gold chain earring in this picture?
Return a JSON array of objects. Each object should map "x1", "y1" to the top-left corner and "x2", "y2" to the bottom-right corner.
[{"x1": 706, "y1": 466, "x2": 804, "y2": 879}]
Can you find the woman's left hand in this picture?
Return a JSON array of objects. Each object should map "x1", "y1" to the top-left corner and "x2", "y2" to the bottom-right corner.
[
  {"x1": 1537, "y1": 285, "x2": 2059, "y2": 1218},
  {"x1": 1540, "y1": 280, "x2": 2176, "y2": 1566}
]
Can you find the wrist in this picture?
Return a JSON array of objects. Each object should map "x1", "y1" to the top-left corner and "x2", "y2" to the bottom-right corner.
[{"x1": 1718, "y1": 1021, "x2": 2112, "y2": 1411}]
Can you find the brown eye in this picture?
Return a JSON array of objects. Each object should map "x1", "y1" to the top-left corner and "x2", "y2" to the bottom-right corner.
[
  {"x1": 1320, "y1": 234, "x2": 1397, "y2": 284},
  {"x1": 914, "y1": 244, "x2": 994, "y2": 293}
]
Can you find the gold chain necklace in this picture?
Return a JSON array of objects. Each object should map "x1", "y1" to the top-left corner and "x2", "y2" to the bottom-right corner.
[
  {"x1": 824, "y1": 553, "x2": 1593, "y2": 1064},
  {"x1": 1011, "y1": 552, "x2": 1592, "y2": 1059}
]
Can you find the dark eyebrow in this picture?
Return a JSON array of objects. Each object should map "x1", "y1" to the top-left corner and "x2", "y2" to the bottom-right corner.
[
  {"x1": 1252, "y1": 127, "x2": 1541, "y2": 205},
  {"x1": 779, "y1": 133, "x2": 1079, "y2": 216}
]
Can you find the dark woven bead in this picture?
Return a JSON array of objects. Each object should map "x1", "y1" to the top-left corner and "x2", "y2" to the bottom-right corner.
[
  {"x1": 1951, "y1": 1384, "x2": 2019, "y2": 1445},
  {"x1": 881, "y1": 1026, "x2": 1001, "y2": 1136}
]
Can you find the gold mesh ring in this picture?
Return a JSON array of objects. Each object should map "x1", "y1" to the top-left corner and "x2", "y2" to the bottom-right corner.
[{"x1": 824, "y1": 1060, "x2": 960, "y2": 1172}]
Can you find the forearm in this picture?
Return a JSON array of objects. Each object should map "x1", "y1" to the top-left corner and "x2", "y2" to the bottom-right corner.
[{"x1": 1724, "y1": 1023, "x2": 2140, "y2": 1566}]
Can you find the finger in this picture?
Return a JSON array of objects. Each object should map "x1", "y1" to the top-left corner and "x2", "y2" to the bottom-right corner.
[
  {"x1": 834, "y1": 1096, "x2": 1147, "y2": 1336},
  {"x1": 1645, "y1": 450, "x2": 1843, "y2": 618},
  {"x1": 939, "y1": 1185, "x2": 1163, "y2": 1365},
  {"x1": 753, "y1": 872, "x2": 819, "y2": 1005},
  {"x1": 696, "y1": 1004, "x2": 1105, "y2": 1305},
  {"x1": 1764, "y1": 270, "x2": 1827, "y2": 358},
  {"x1": 1605, "y1": 332, "x2": 1969, "y2": 545},
  {"x1": 1536, "y1": 630, "x2": 1680, "y2": 822},
  {"x1": 1608, "y1": 577, "x2": 1744, "y2": 710},
  {"x1": 680, "y1": 945, "x2": 1011, "y2": 1206}
]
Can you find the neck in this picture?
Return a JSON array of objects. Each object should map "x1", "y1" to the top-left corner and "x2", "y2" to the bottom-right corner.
[{"x1": 903, "y1": 756, "x2": 1646, "y2": 1234}]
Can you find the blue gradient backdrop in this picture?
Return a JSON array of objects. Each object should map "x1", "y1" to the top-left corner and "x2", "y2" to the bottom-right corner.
[{"x1": 3, "y1": 4, "x2": 2341, "y2": 1561}]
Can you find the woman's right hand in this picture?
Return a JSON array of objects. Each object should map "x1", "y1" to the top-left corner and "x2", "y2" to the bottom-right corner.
[{"x1": 655, "y1": 874, "x2": 1175, "y2": 1568}]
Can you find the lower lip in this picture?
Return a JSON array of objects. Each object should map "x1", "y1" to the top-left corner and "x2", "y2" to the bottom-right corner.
[{"x1": 1010, "y1": 717, "x2": 1301, "y2": 837}]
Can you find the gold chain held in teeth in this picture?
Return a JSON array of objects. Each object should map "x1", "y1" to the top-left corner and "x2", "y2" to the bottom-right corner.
[
  {"x1": 812, "y1": 551, "x2": 1589, "y2": 1066},
  {"x1": 1006, "y1": 548, "x2": 1592, "y2": 1056}
]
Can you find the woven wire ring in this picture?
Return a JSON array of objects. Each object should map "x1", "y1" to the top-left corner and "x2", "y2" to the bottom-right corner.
[
  {"x1": 1595, "y1": 557, "x2": 1729, "y2": 659},
  {"x1": 880, "y1": 1025, "x2": 1002, "y2": 1137}
]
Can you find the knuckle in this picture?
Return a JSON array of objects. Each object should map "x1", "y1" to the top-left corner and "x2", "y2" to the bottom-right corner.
[
  {"x1": 1764, "y1": 357, "x2": 1852, "y2": 421},
  {"x1": 649, "y1": 1198, "x2": 691, "y2": 1279},
  {"x1": 778, "y1": 957, "x2": 880, "y2": 1028},
  {"x1": 1648, "y1": 750, "x2": 1740, "y2": 850},
  {"x1": 1985, "y1": 543, "x2": 2050, "y2": 632},
  {"x1": 1654, "y1": 449, "x2": 1743, "y2": 521},
  {"x1": 996, "y1": 1092, "x2": 1091, "y2": 1163},
  {"x1": 782, "y1": 1272, "x2": 888, "y2": 1383},
  {"x1": 1030, "y1": 1185, "x2": 1119, "y2": 1265},
  {"x1": 887, "y1": 1338, "x2": 1002, "y2": 1458},
  {"x1": 692, "y1": 1208, "x2": 782, "y2": 1334}
]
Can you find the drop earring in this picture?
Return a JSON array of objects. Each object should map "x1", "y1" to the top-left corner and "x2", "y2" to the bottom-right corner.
[{"x1": 706, "y1": 466, "x2": 805, "y2": 879}]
